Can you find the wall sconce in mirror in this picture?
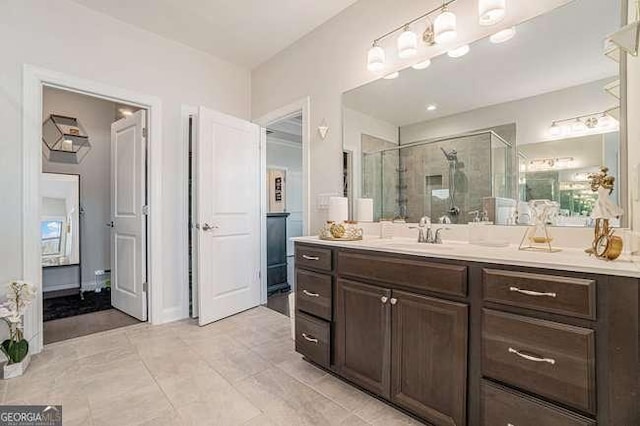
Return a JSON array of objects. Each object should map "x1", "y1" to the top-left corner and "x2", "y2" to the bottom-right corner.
[
  {"x1": 42, "y1": 114, "x2": 91, "y2": 164},
  {"x1": 318, "y1": 119, "x2": 329, "y2": 140}
]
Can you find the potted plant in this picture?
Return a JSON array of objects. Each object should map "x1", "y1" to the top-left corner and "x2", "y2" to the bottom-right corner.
[{"x1": 0, "y1": 281, "x2": 36, "y2": 379}]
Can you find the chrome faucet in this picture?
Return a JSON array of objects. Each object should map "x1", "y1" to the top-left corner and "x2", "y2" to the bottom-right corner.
[
  {"x1": 417, "y1": 216, "x2": 433, "y2": 243},
  {"x1": 434, "y1": 227, "x2": 450, "y2": 244}
]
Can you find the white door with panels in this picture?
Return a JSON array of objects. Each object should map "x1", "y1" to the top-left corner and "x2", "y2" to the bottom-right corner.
[
  {"x1": 110, "y1": 110, "x2": 147, "y2": 321},
  {"x1": 195, "y1": 107, "x2": 262, "y2": 326}
]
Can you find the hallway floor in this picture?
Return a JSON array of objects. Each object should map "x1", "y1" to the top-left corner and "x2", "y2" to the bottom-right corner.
[
  {"x1": 43, "y1": 308, "x2": 140, "y2": 344},
  {"x1": 8, "y1": 307, "x2": 420, "y2": 426}
]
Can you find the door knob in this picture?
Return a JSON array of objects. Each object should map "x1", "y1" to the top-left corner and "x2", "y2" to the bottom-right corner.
[{"x1": 201, "y1": 223, "x2": 218, "y2": 231}]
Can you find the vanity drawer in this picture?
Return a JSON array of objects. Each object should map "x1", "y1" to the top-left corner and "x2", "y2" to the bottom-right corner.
[
  {"x1": 483, "y1": 269, "x2": 596, "y2": 319},
  {"x1": 296, "y1": 245, "x2": 333, "y2": 272},
  {"x1": 295, "y1": 312, "x2": 330, "y2": 367},
  {"x1": 482, "y1": 309, "x2": 596, "y2": 414},
  {"x1": 481, "y1": 381, "x2": 595, "y2": 426},
  {"x1": 338, "y1": 251, "x2": 467, "y2": 297},
  {"x1": 296, "y1": 269, "x2": 332, "y2": 320}
]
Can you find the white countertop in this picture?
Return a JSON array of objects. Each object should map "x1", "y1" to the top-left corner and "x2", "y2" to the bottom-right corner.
[{"x1": 293, "y1": 236, "x2": 640, "y2": 278}]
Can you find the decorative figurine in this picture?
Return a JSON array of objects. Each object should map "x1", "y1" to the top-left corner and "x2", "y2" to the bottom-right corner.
[
  {"x1": 586, "y1": 167, "x2": 623, "y2": 260},
  {"x1": 519, "y1": 199, "x2": 561, "y2": 252}
]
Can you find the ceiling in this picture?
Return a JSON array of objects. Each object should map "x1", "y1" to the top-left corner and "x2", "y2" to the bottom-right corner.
[
  {"x1": 343, "y1": 0, "x2": 620, "y2": 127},
  {"x1": 70, "y1": 0, "x2": 358, "y2": 68},
  {"x1": 267, "y1": 114, "x2": 303, "y2": 143}
]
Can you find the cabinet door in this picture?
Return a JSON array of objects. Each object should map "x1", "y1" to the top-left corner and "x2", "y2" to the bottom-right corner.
[
  {"x1": 335, "y1": 279, "x2": 391, "y2": 398},
  {"x1": 391, "y1": 290, "x2": 468, "y2": 426}
]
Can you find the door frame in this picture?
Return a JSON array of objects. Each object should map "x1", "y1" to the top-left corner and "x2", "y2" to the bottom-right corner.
[
  {"x1": 255, "y1": 97, "x2": 311, "y2": 304},
  {"x1": 23, "y1": 65, "x2": 163, "y2": 354}
]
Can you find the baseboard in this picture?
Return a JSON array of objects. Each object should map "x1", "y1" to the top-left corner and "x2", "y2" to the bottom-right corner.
[{"x1": 43, "y1": 283, "x2": 80, "y2": 293}]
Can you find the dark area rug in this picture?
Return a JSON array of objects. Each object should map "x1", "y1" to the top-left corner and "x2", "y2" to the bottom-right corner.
[{"x1": 43, "y1": 289, "x2": 112, "y2": 322}]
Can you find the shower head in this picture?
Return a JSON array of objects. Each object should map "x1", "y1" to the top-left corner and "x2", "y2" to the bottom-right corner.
[{"x1": 441, "y1": 147, "x2": 458, "y2": 162}]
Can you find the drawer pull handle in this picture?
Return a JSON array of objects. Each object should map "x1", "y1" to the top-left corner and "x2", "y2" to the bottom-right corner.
[
  {"x1": 302, "y1": 255, "x2": 320, "y2": 261},
  {"x1": 302, "y1": 289, "x2": 320, "y2": 297},
  {"x1": 509, "y1": 287, "x2": 557, "y2": 298},
  {"x1": 508, "y1": 347, "x2": 556, "y2": 365},
  {"x1": 302, "y1": 333, "x2": 318, "y2": 343}
]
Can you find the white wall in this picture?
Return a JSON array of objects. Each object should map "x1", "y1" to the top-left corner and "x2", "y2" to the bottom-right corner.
[
  {"x1": 252, "y1": 0, "x2": 571, "y2": 231},
  {"x1": 42, "y1": 87, "x2": 115, "y2": 292},
  {"x1": 400, "y1": 78, "x2": 617, "y2": 145},
  {"x1": 343, "y1": 107, "x2": 398, "y2": 207},
  {"x1": 0, "y1": 0, "x2": 250, "y2": 323}
]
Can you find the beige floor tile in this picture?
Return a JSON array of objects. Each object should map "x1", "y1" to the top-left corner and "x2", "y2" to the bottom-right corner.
[
  {"x1": 89, "y1": 383, "x2": 173, "y2": 426},
  {"x1": 353, "y1": 397, "x2": 424, "y2": 426},
  {"x1": 338, "y1": 414, "x2": 371, "y2": 425},
  {"x1": 276, "y1": 356, "x2": 328, "y2": 386},
  {"x1": 236, "y1": 367, "x2": 352, "y2": 425},
  {"x1": 242, "y1": 413, "x2": 278, "y2": 426},
  {"x1": 312, "y1": 374, "x2": 379, "y2": 412},
  {"x1": 202, "y1": 345, "x2": 272, "y2": 383},
  {"x1": 175, "y1": 397, "x2": 261, "y2": 426}
]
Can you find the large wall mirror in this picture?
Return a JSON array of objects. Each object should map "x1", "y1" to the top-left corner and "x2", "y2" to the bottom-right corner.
[
  {"x1": 41, "y1": 173, "x2": 80, "y2": 267},
  {"x1": 343, "y1": 0, "x2": 626, "y2": 227}
]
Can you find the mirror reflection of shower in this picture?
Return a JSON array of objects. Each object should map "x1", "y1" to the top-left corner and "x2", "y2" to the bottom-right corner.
[{"x1": 441, "y1": 147, "x2": 461, "y2": 219}]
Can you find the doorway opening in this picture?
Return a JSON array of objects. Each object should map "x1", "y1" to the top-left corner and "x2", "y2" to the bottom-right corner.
[
  {"x1": 264, "y1": 114, "x2": 304, "y2": 317},
  {"x1": 40, "y1": 87, "x2": 147, "y2": 344}
]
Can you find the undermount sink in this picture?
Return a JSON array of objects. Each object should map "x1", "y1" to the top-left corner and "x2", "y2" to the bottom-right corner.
[{"x1": 382, "y1": 242, "x2": 455, "y2": 251}]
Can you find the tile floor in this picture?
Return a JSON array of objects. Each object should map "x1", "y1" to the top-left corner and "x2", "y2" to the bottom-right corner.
[{"x1": 6, "y1": 307, "x2": 422, "y2": 426}]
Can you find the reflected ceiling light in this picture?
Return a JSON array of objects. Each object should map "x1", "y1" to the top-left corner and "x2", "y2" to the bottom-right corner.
[
  {"x1": 412, "y1": 59, "x2": 432, "y2": 70},
  {"x1": 427, "y1": 104, "x2": 437, "y2": 111},
  {"x1": 490, "y1": 27, "x2": 516, "y2": 44},
  {"x1": 479, "y1": 0, "x2": 506, "y2": 26},
  {"x1": 571, "y1": 118, "x2": 587, "y2": 133},
  {"x1": 367, "y1": 42, "x2": 386, "y2": 72},
  {"x1": 447, "y1": 44, "x2": 470, "y2": 58},
  {"x1": 598, "y1": 112, "x2": 617, "y2": 128},
  {"x1": 548, "y1": 122, "x2": 562, "y2": 137},
  {"x1": 434, "y1": 7, "x2": 458, "y2": 44},
  {"x1": 397, "y1": 25, "x2": 418, "y2": 59},
  {"x1": 383, "y1": 71, "x2": 400, "y2": 80}
]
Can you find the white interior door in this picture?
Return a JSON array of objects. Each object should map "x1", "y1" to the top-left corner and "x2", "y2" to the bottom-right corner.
[
  {"x1": 110, "y1": 110, "x2": 147, "y2": 321},
  {"x1": 196, "y1": 107, "x2": 261, "y2": 326}
]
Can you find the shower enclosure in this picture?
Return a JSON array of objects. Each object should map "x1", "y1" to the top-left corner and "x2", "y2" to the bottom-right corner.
[{"x1": 361, "y1": 130, "x2": 513, "y2": 223}]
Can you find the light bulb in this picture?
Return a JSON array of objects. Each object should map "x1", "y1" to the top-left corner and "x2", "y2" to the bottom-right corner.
[
  {"x1": 447, "y1": 44, "x2": 470, "y2": 58},
  {"x1": 479, "y1": 0, "x2": 506, "y2": 26},
  {"x1": 427, "y1": 104, "x2": 437, "y2": 111},
  {"x1": 549, "y1": 122, "x2": 562, "y2": 137},
  {"x1": 383, "y1": 71, "x2": 399, "y2": 80},
  {"x1": 397, "y1": 26, "x2": 418, "y2": 59},
  {"x1": 434, "y1": 8, "x2": 457, "y2": 44},
  {"x1": 412, "y1": 59, "x2": 432, "y2": 70},
  {"x1": 367, "y1": 43, "x2": 385, "y2": 72},
  {"x1": 490, "y1": 27, "x2": 516, "y2": 44}
]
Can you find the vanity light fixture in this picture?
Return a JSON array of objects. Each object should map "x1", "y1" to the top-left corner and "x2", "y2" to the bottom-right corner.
[
  {"x1": 367, "y1": 42, "x2": 386, "y2": 72},
  {"x1": 571, "y1": 118, "x2": 588, "y2": 133},
  {"x1": 366, "y1": 0, "x2": 459, "y2": 73},
  {"x1": 398, "y1": 25, "x2": 418, "y2": 59},
  {"x1": 383, "y1": 71, "x2": 400, "y2": 80},
  {"x1": 490, "y1": 27, "x2": 516, "y2": 44},
  {"x1": 479, "y1": 0, "x2": 506, "y2": 26},
  {"x1": 548, "y1": 109, "x2": 619, "y2": 137},
  {"x1": 427, "y1": 104, "x2": 437, "y2": 111},
  {"x1": 548, "y1": 122, "x2": 562, "y2": 137},
  {"x1": 412, "y1": 59, "x2": 432, "y2": 70},
  {"x1": 447, "y1": 44, "x2": 470, "y2": 58}
]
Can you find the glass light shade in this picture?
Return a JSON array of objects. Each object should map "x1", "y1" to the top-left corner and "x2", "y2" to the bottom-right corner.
[
  {"x1": 479, "y1": 0, "x2": 506, "y2": 26},
  {"x1": 447, "y1": 44, "x2": 470, "y2": 58},
  {"x1": 490, "y1": 27, "x2": 516, "y2": 44},
  {"x1": 598, "y1": 113, "x2": 617, "y2": 128},
  {"x1": 383, "y1": 71, "x2": 399, "y2": 80},
  {"x1": 411, "y1": 59, "x2": 432, "y2": 70},
  {"x1": 548, "y1": 122, "x2": 562, "y2": 137},
  {"x1": 367, "y1": 45, "x2": 386, "y2": 72},
  {"x1": 397, "y1": 28, "x2": 418, "y2": 59},
  {"x1": 434, "y1": 10, "x2": 457, "y2": 44},
  {"x1": 571, "y1": 119, "x2": 587, "y2": 133}
]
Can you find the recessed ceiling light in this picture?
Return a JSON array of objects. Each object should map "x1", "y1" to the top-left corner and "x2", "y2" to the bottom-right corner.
[
  {"x1": 383, "y1": 71, "x2": 400, "y2": 80},
  {"x1": 490, "y1": 27, "x2": 516, "y2": 44},
  {"x1": 412, "y1": 59, "x2": 432, "y2": 70},
  {"x1": 427, "y1": 104, "x2": 437, "y2": 111},
  {"x1": 447, "y1": 44, "x2": 470, "y2": 58}
]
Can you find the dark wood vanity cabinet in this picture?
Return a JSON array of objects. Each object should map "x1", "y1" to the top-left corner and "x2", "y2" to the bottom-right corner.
[{"x1": 294, "y1": 242, "x2": 639, "y2": 425}]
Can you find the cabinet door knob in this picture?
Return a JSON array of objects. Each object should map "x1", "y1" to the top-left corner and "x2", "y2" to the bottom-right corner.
[
  {"x1": 381, "y1": 296, "x2": 388, "y2": 304},
  {"x1": 390, "y1": 298, "x2": 397, "y2": 305}
]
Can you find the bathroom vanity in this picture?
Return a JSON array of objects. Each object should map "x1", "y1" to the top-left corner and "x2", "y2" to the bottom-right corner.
[{"x1": 293, "y1": 238, "x2": 639, "y2": 425}]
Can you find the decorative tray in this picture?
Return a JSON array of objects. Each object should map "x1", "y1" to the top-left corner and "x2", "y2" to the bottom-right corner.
[{"x1": 319, "y1": 235, "x2": 363, "y2": 242}]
